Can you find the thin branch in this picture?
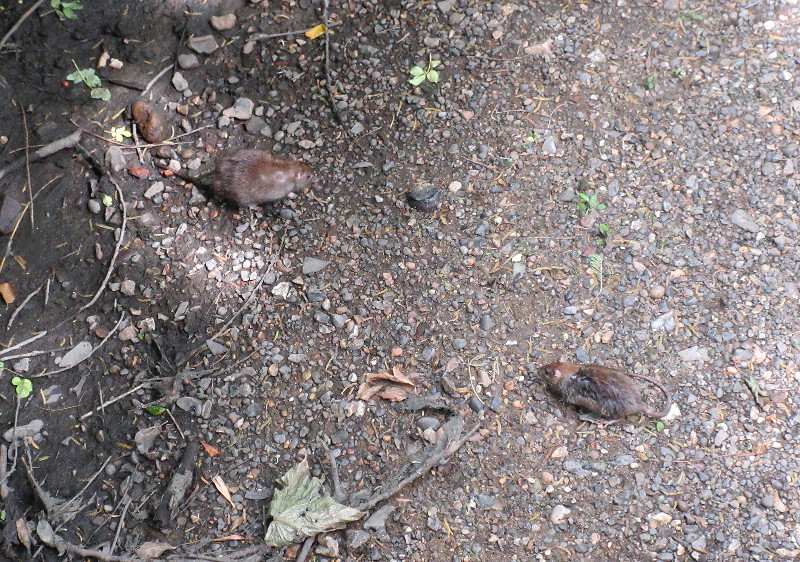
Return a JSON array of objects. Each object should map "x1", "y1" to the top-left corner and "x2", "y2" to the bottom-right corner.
[
  {"x1": 248, "y1": 21, "x2": 341, "y2": 41},
  {"x1": 6, "y1": 283, "x2": 42, "y2": 331},
  {"x1": 19, "y1": 103, "x2": 33, "y2": 227},
  {"x1": 143, "y1": 63, "x2": 174, "y2": 96},
  {"x1": 0, "y1": 331, "x2": 47, "y2": 360},
  {"x1": 0, "y1": 128, "x2": 82, "y2": 182},
  {"x1": 80, "y1": 382, "x2": 149, "y2": 420},
  {"x1": 37, "y1": 313, "x2": 125, "y2": 377},
  {"x1": 0, "y1": 0, "x2": 46, "y2": 51}
]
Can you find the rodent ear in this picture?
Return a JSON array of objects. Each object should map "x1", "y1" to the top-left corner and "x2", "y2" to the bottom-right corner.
[{"x1": 553, "y1": 368, "x2": 562, "y2": 379}]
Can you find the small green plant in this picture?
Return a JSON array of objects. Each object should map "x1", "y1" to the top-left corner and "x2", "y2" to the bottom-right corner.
[
  {"x1": 145, "y1": 405, "x2": 165, "y2": 415},
  {"x1": 672, "y1": 67, "x2": 685, "y2": 78},
  {"x1": 599, "y1": 223, "x2": 610, "y2": 236},
  {"x1": 645, "y1": 76, "x2": 655, "y2": 90},
  {"x1": 680, "y1": 10, "x2": 703, "y2": 22},
  {"x1": 51, "y1": 0, "x2": 83, "y2": 20},
  {"x1": 576, "y1": 191, "x2": 607, "y2": 215},
  {"x1": 409, "y1": 56, "x2": 441, "y2": 86},
  {"x1": 109, "y1": 126, "x2": 131, "y2": 142},
  {"x1": 11, "y1": 376, "x2": 33, "y2": 399},
  {"x1": 66, "y1": 61, "x2": 111, "y2": 101},
  {"x1": 522, "y1": 131, "x2": 541, "y2": 147}
]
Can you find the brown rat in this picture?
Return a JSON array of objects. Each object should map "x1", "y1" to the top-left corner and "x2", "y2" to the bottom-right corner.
[
  {"x1": 539, "y1": 361, "x2": 672, "y2": 420},
  {"x1": 159, "y1": 149, "x2": 314, "y2": 206}
]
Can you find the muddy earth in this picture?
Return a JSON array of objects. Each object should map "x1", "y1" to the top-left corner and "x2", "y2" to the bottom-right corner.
[{"x1": 0, "y1": 0, "x2": 798, "y2": 560}]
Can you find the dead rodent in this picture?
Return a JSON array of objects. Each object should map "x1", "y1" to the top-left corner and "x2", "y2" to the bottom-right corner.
[
  {"x1": 539, "y1": 361, "x2": 672, "y2": 420},
  {"x1": 160, "y1": 149, "x2": 315, "y2": 206}
]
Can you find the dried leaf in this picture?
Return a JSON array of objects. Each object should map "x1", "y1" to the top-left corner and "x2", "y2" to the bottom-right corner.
[
  {"x1": 212, "y1": 475, "x2": 235, "y2": 508},
  {"x1": 211, "y1": 534, "x2": 247, "y2": 542},
  {"x1": 15, "y1": 518, "x2": 31, "y2": 549},
  {"x1": 135, "y1": 541, "x2": 175, "y2": 559},
  {"x1": 265, "y1": 458, "x2": 364, "y2": 547},
  {"x1": 0, "y1": 283, "x2": 16, "y2": 304},
  {"x1": 357, "y1": 366, "x2": 417, "y2": 402},
  {"x1": 201, "y1": 441, "x2": 220, "y2": 457},
  {"x1": 230, "y1": 509, "x2": 246, "y2": 531},
  {"x1": 305, "y1": 23, "x2": 326, "y2": 39}
]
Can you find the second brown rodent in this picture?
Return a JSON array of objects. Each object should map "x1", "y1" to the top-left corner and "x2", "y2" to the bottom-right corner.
[
  {"x1": 539, "y1": 361, "x2": 672, "y2": 420},
  {"x1": 160, "y1": 149, "x2": 315, "y2": 206}
]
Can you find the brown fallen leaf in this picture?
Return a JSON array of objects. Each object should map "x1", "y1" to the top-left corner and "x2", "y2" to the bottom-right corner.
[
  {"x1": 0, "y1": 282, "x2": 16, "y2": 304},
  {"x1": 357, "y1": 366, "x2": 417, "y2": 402},
  {"x1": 212, "y1": 475, "x2": 235, "y2": 508},
  {"x1": 201, "y1": 441, "x2": 220, "y2": 457},
  {"x1": 135, "y1": 541, "x2": 175, "y2": 559},
  {"x1": 16, "y1": 518, "x2": 31, "y2": 549}
]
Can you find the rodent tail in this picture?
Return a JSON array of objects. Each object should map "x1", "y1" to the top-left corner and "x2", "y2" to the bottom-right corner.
[{"x1": 630, "y1": 373, "x2": 673, "y2": 418}]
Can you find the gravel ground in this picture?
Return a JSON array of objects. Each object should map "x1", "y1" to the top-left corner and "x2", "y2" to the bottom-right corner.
[{"x1": 0, "y1": 0, "x2": 798, "y2": 560}]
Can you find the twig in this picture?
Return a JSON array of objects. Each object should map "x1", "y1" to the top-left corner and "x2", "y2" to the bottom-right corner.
[
  {"x1": 178, "y1": 249, "x2": 280, "y2": 369},
  {"x1": 295, "y1": 536, "x2": 315, "y2": 562},
  {"x1": 37, "y1": 312, "x2": 125, "y2": 377},
  {"x1": 248, "y1": 21, "x2": 341, "y2": 41},
  {"x1": 0, "y1": 0, "x2": 46, "y2": 51},
  {"x1": 317, "y1": 436, "x2": 345, "y2": 502},
  {"x1": 37, "y1": 521, "x2": 134, "y2": 562},
  {"x1": 0, "y1": 128, "x2": 82, "y2": 182},
  {"x1": 143, "y1": 63, "x2": 174, "y2": 96},
  {"x1": 6, "y1": 283, "x2": 42, "y2": 331},
  {"x1": 0, "y1": 330, "x2": 47, "y2": 360},
  {"x1": 109, "y1": 495, "x2": 132, "y2": 556},
  {"x1": 321, "y1": 1, "x2": 346, "y2": 126},
  {"x1": 80, "y1": 382, "x2": 148, "y2": 420},
  {"x1": 19, "y1": 103, "x2": 34, "y2": 227},
  {"x1": 0, "y1": 444, "x2": 8, "y2": 500},
  {"x1": 0, "y1": 198, "x2": 27, "y2": 274},
  {"x1": 56, "y1": 456, "x2": 112, "y2": 523}
]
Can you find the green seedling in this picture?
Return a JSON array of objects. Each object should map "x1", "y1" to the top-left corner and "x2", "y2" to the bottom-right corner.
[
  {"x1": 145, "y1": 405, "x2": 165, "y2": 415},
  {"x1": 672, "y1": 67, "x2": 685, "y2": 78},
  {"x1": 109, "y1": 126, "x2": 131, "y2": 143},
  {"x1": 654, "y1": 420, "x2": 665, "y2": 432},
  {"x1": 522, "y1": 131, "x2": 541, "y2": 147},
  {"x1": 11, "y1": 376, "x2": 33, "y2": 399},
  {"x1": 66, "y1": 61, "x2": 111, "y2": 101},
  {"x1": 409, "y1": 56, "x2": 442, "y2": 86},
  {"x1": 576, "y1": 191, "x2": 607, "y2": 215},
  {"x1": 51, "y1": 0, "x2": 83, "y2": 20},
  {"x1": 680, "y1": 10, "x2": 703, "y2": 22},
  {"x1": 645, "y1": 76, "x2": 655, "y2": 90}
]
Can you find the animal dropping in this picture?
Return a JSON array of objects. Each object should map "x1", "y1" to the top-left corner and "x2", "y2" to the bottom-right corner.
[
  {"x1": 161, "y1": 149, "x2": 314, "y2": 206},
  {"x1": 539, "y1": 361, "x2": 672, "y2": 420}
]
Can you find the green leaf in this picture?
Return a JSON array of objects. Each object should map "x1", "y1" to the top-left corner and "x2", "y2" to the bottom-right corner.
[
  {"x1": 51, "y1": 0, "x2": 60, "y2": 8},
  {"x1": 11, "y1": 376, "x2": 21, "y2": 386},
  {"x1": 427, "y1": 69, "x2": 440, "y2": 83},
  {"x1": 66, "y1": 71, "x2": 83, "y2": 83},
  {"x1": 578, "y1": 192, "x2": 590, "y2": 202},
  {"x1": 596, "y1": 203, "x2": 607, "y2": 211},
  {"x1": 91, "y1": 87, "x2": 111, "y2": 101},
  {"x1": 430, "y1": 59, "x2": 442, "y2": 68},
  {"x1": 409, "y1": 74, "x2": 426, "y2": 86},
  {"x1": 102, "y1": 194, "x2": 113, "y2": 207},
  {"x1": 146, "y1": 405, "x2": 165, "y2": 415},
  {"x1": 265, "y1": 458, "x2": 364, "y2": 547},
  {"x1": 589, "y1": 194, "x2": 598, "y2": 206},
  {"x1": 655, "y1": 421, "x2": 665, "y2": 432},
  {"x1": 599, "y1": 223, "x2": 610, "y2": 235},
  {"x1": 409, "y1": 66, "x2": 425, "y2": 76},
  {"x1": 577, "y1": 201, "x2": 587, "y2": 214}
]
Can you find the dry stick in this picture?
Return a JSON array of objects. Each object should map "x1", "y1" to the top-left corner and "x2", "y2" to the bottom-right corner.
[
  {"x1": 0, "y1": 330, "x2": 47, "y2": 360},
  {"x1": 0, "y1": 128, "x2": 82, "y2": 182},
  {"x1": 295, "y1": 536, "x2": 315, "y2": 562},
  {"x1": 0, "y1": 444, "x2": 8, "y2": 500},
  {"x1": 55, "y1": 456, "x2": 112, "y2": 523},
  {"x1": 36, "y1": 312, "x2": 125, "y2": 377},
  {"x1": 321, "y1": 1, "x2": 346, "y2": 127},
  {"x1": 6, "y1": 283, "x2": 42, "y2": 331},
  {"x1": 178, "y1": 249, "x2": 280, "y2": 369},
  {"x1": 142, "y1": 63, "x2": 174, "y2": 96},
  {"x1": 80, "y1": 382, "x2": 149, "y2": 420},
  {"x1": 0, "y1": 199, "x2": 27, "y2": 274},
  {"x1": 249, "y1": 21, "x2": 342, "y2": 41},
  {"x1": 109, "y1": 495, "x2": 132, "y2": 556},
  {"x1": 19, "y1": 104, "x2": 34, "y2": 227},
  {"x1": 0, "y1": 0, "x2": 46, "y2": 51}
]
